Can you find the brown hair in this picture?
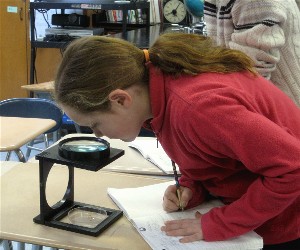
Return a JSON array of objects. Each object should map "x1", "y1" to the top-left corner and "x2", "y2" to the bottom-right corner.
[{"x1": 54, "y1": 33, "x2": 257, "y2": 112}]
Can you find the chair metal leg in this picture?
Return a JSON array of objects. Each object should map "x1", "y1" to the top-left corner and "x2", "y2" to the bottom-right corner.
[
  {"x1": 52, "y1": 130, "x2": 61, "y2": 143},
  {"x1": 5, "y1": 151, "x2": 12, "y2": 161},
  {"x1": 52, "y1": 131, "x2": 57, "y2": 143},
  {"x1": 24, "y1": 132, "x2": 58, "y2": 161},
  {"x1": 0, "y1": 241, "x2": 57, "y2": 250},
  {"x1": 31, "y1": 244, "x2": 42, "y2": 250},
  {"x1": 26, "y1": 135, "x2": 49, "y2": 160},
  {"x1": 4, "y1": 149, "x2": 26, "y2": 163},
  {"x1": 5, "y1": 150, "x2": 26, "y2": 163},
  {"x1": 16, "y1": 242, "x2": 25, "y2": 250},
  {"x1": 44, "y1": 134, "x2": 49, "y2": 148},
  {"x1": 14, "y1": 149, "x2": 26, "y2": 163},
  {"x1": 26, "y1": 140, "x2": 34, "y2": 160},
  {"x1": 0, "y1": 239, "x2": 13, "y2": 250}
]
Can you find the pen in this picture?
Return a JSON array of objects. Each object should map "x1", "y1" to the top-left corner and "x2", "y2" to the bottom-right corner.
[{"x1": 172, "y1": 160, "x2": 184, "y2": 211}]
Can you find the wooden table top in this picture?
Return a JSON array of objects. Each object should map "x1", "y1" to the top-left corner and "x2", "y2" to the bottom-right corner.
[
  {"x1": 0, "y1": 162, "x2": 166, "y2": 249},
  {"x1": 0, "y1": 116, "x2": 56, "y2": 151},
  {"x1": 21, "y1": 81, "x2": 54, "y2": 93}
]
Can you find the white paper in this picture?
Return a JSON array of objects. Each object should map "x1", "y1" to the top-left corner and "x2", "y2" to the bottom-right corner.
[
  {"x1": 128, "y1": 139, "x2": 177, "y2": 175},
  {"x1": 107, "y1": 181, "x2": 263, "y2": 250}
]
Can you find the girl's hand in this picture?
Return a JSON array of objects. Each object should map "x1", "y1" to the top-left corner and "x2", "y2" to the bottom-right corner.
[
  {"x1": 162, "y1": 185, "x2": 193, "y2": 212},
  {"x1": 161, "y1": 211, "x2": 203, "y2": 243}
]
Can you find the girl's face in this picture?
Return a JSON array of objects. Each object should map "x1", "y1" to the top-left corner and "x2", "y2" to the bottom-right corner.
[
  {"x1": 61, "y1": 87, "x2": 152, "y2": 142},
  {"x1": 62, "y1": 106, "x2": 142, "y2": 142}
]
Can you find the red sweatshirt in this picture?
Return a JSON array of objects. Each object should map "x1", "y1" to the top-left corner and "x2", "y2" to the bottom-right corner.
[{"x1": 147, "y1": 64, "x2": 300, "y2": 244}]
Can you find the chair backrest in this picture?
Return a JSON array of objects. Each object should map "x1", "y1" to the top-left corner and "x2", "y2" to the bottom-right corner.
[{"x1": 0, "y1": 98, "x2": 63, "y2": 133}]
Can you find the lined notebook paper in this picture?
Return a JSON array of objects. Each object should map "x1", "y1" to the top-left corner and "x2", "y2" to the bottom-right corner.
[
  {"x1": 128, "y1": 139, "x2": 178, "y2": 175},
  {"x1": 107, "y1": 181, "x2": 263, "y2": 250}
]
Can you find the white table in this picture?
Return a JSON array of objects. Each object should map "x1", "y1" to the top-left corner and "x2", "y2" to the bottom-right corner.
[{"x1": 0, "y1": 116, "x2": 56, "y2": 162}]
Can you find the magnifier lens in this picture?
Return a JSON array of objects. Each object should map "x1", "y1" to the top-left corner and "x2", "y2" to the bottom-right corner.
[
  {"x1": 61, "y1": 140, "x2": 108, "y2": 153},
  {"x1": 58, "y1": 137, "x2": 110, "y2": 161}
]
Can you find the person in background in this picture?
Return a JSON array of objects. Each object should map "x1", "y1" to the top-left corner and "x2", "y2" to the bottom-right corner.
[
  {"x1": 54, "y1": 34, "x2": 300, "y2": 249},
  {"x1": 204, "y1": 0, "x2": 300, "y2": 107}
]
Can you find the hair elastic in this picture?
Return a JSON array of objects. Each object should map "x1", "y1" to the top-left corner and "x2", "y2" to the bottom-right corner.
[{"x1": 143, "y1": 49, "x2": 150, "y2": 63}]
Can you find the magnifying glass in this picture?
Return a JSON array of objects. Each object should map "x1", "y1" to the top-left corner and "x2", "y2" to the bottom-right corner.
[
  {"x1": 34, "y1": 136, "x2": 124, "y2": 236},
  {"x1": 58, "y1": 137, "x2": 110, "y2": 161}
]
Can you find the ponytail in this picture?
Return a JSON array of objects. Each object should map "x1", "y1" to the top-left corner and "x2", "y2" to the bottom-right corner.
[{"x1": 149, "y1": 33, "x2": 257, "y2": 76}]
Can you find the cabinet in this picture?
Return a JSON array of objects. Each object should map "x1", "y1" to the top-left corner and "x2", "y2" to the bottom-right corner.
[
  {"x1": 29, "y1": 0, "x2": 150, "y2": 85},
  {"x1": 0, "y1": 0, "x2": 29, "y2": 100}
]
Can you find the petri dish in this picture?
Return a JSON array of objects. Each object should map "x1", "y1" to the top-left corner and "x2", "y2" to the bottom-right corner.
[{"x1": 68, "y1": 206, "x2": 108, "y2": 228}]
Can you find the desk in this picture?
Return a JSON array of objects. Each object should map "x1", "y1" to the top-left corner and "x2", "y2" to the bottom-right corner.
[
  {"x1": 0, "y1": 117, "x2": 56, "y2": 162},
  {"x1": 21, "y1": 81, "x2": 54, "y2": 100},
  {"x1": 0, "y1": 161, "x2": 167, "y2": 249},
  {"x1": 21, "y1": 81, "x2": 54, "y2": 94}
]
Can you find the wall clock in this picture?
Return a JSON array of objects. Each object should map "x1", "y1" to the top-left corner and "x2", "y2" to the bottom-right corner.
[{"x1": 163, "y1": 0, "x2": 188, "y2": 25}]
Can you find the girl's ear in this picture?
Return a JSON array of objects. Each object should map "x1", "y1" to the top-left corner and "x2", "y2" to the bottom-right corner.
[{"x1": 108, "y1": 89, "x2": 132, "y2": 108}]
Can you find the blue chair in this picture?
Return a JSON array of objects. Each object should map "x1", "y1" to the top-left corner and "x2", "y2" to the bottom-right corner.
[{"x1": 0, "y1": 98, "x2": 63, "y2": 161}]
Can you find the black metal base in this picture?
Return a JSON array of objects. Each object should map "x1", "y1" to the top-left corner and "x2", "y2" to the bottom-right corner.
[
  {"x1": 34, "y1": 201, "x2": 123, "y2": 236},
  {"x1": 36, "y1": 142, "x2": 125, "y2": 171}
]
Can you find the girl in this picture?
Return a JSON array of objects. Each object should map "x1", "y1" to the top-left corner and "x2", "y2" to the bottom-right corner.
[{"x1": 54, "y1": 33, "x2": 300, "y2": 249}]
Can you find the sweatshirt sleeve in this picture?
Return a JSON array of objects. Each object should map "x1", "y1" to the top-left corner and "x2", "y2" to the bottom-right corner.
[
  {"x1": 187, "y1": 90, "x2": 300, "y2": 241},
  {"x1": 179, "y1": 176, "x2": 208, "y2": 208},
  {"x1": 228, "y1": 0, "x2": 289, "y2": 79}
]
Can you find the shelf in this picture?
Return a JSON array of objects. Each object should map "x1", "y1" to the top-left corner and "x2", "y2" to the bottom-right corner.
[
  {"x1": 109, "y1": 24, "x2": 162, "y2": 48},
  {"x1": 32, "y1": 41, "x2": 70, "y2": 48},
  {"x1": 97, "y1": 21, "x2": 149, "y2": 29},
  {"x1": 30, "y1": 0, "x2": 150, "y2": 11},
  {"x1": 29, "y1": 0, "x2": 150, "y2": 86}
]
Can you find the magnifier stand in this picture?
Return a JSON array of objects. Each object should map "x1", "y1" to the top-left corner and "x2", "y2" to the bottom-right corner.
[{"x1": 33, "y1": 143, "x2": 124, "y2": 236}]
